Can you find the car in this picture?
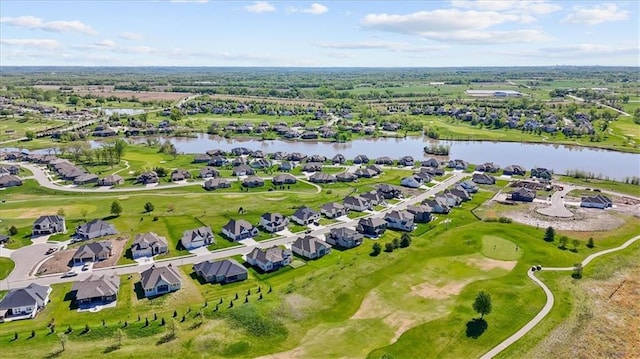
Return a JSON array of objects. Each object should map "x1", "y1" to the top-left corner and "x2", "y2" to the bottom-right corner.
[
  {"x1": 63, "y1": 271, "x2": 78, "y2": 278},
  {"x1": 593, "y1": 189, "x2": 602, "y2": 192},
  {"x1": 82, "y1": 263, "x2": 90, "y2": 271},
  {"x1": 531, "y1": 266, "x2": 537, "y2": 272},
  {"x1": 46, "y1": 247, "x2": 58, "y2": 255},
  {"x1": 536, "y1": 265, "x2": 542, "y2": 271},
  {"x1": 305, "y1": 229, "x2": 312, "y2": 234}
]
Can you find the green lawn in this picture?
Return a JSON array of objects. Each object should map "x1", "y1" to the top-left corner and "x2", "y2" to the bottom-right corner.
[{"x1": 0, "y1": 257, "x2": 15, "y2": 279}]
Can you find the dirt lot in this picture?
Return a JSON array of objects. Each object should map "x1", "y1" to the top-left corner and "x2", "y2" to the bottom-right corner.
[
  {"x1": 36, "y1": 236, "x2": 128, "y2": 274},
  {"x1": 76, "y1": 90, "x2": 190, "y2": 102},
  {"x1": 209, "y1": 94, "x2": 322, "y2": 106},
  {"x1": 503, "y1": 203, "x2": 627, "y2": 231}
]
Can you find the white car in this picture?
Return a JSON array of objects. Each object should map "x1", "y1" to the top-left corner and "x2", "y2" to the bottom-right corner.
[{"x1": 63, "y1": 271, "x2": 78, "y2": 278}]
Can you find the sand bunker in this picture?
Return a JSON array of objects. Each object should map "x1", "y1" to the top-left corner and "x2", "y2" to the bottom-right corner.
[{"x1": 466, "y1": 257, "x2": 517, "y2": 271}]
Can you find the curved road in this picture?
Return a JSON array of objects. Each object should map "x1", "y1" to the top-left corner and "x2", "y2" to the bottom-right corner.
[{"x1": 481, "y1": 234, "x2": 640, "y2": 359}]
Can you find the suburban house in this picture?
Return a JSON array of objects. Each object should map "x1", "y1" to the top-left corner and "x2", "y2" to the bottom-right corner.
[
  {"x1": 273, "y1": 173, "x2": 297, "y2": 185},
  {"x1": 75, "y1": 219, "x2": 117, "y2": 240},
  {"x1": 459, "y1": 180, "x2": 479, "y2": 193},
  {"x1": 377, "y1": 184, "x2": 402, "y2": 199},
  {"x1": 193, "y1": 153, "x2": 211, "y2": 163},
  {"x1": 307, "y1": 155, "x2": 326, "y2": 163},
  {"x1": 243, "y1": 176, "x2": 265, "y2": 188},
  {"x1": 447, "y1": 159, "x2": 468, "y2": 170},
  {"x1": 136, "y1": 171, "x2": 159, "y2": 184},
  {"x1": 355, "y1": 167, "x2": 378, "y2": 178},
  {"x1": 291, "y1": 206, "x2": 320, "y2": 225},
  {"x1": 302, "y1": 163, "x2": 323, "y2": 172},
  {"x1": 510, "y1": 188, "x2": 537, "y2": 202},
  {"x1": 360, "y1": 191, "x2": 385, "y2": 206},
  {"x1": 309, "y1": 172, "x2": 336, "y2": 183},
  {"x1": 472, "y1": 173, "x2": 496, "y2": 185},
  {"x1": 357, "y1": 217, "x2": 388, "y2": 237},
  {"x1": 203, "y1": 178, "x2": 231, "y2": 190},
  {"x1": 581, "y1": 195, "x2": 613, "y2": 209},
  {"x1": 421, "y1": 159, "x2": 440, "y2": 168},
  {"x1": 0, "y1": 235, "x2": 8, "y2": 245},
  {"x1": 437, "y1": 192, "x2": 462, "y2": 207},
  {"x1": 321, "y1": 202, "x2": 348, "y2": 218},
  {"x1": 70, "y1": 274, "x2": 120, "y2": 306},
  {"x1": 375, "y1": 156, "x2": 393, "y2": 165},
  {"x1": 531, "y1": 167, "x2": 552, "y2": 180},
  {"x1": 32, "y1": 215, "x2": 66, "y2": 236},
  {"x1": 384, "y1": 210, "x2": 416, "y2": 231},
  {"x1": 208, "y1": 155, "x2": 228, "y2": 167},
  {"x1": 353, "y1": 154, "x2": 369, "y2": 164},
  {"x1": 278, "y1": 161, "x2": 294, "y2": 171},
  {"x1": 0, "y1": 283, "x2": 52, "y2": 322},
  {"x1": 73, "y1": 174, "x2": 99, "y2": 185},
  {"x1": 447, "y1": 188, "x2": 472, "y2": 201},
  {"x1": 72, "y1": 241, "x2": 113, "y2": 264},
  {"x1": 332, "y1": 154, "x2": 346, "y2": 164},
  {"x1": 326, "y1": 227, "x2": 364, "y2": 248},
  {"x1": 503, "y1": 165, "x2": 527, "y2": 176},
  {"x1": 414, "y1": 171, "x2": 432, "y2": 183},
  {"x1": 232, "y1": 165, "x2": 254, "y2": 176},
  {"x1": 423, "y1": 199, "x2": 450, "y2": 214},
  {"x1": 222, "y1": 219, "x2": 259, "y2": 241},
  {"x1": 246, "y1": 246, "x2": 292, "y2": 272},
  {"x1": 0, "y1": 165, "x2": 19, "y2": 175},
  {"x1": 260, "y1": 213, "x2": 289, "y2": 233},
  {"x1": 171, "y1": 169, "x2": 192, "y2": 182},
  {"x1": 181, "y1": 226, "x2": 215, "y2": 250},
  {"x1": 140, "y1": 264, "x2": 182, "y2": 298},
  {"x1": 0, "y1": 175, "x2": 22, "y2": 188},
  {"x1": 98, "y1": 174, "x2": 124, "y2": 186},
  {"x1": 343, "y1": 196, "x2": 372, "y2": 212},
  {"x1": 406, "y1": 204, "x2": 433, "y2": 223},
  {"x1": 336, "y1": 172, "x2": 357, "y2": 182},
  {"x1": 476, "y1": 162, "x2": 500, "y2": 173},
  {"x1": 193, "y1": 259, "x2": 248, "y2": 284},
  {"x1": 131, "y1": 232, "x2": 169, "y2": 259},
  {"x1": 398, "y1": 156, "x2": 415, "y2": 166},
  {"x1": 199, "y1": 167, "x2": 220, "y2": 179},
  {"x1": 401, "y1": 176, "x2": 422, "y2": 188},
  {"x1": 291, "y1": 235, "x2": 331, "y2": 259}
]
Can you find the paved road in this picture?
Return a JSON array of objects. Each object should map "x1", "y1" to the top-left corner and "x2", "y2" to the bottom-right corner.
[
  {"x1": 480, "y1": 234, "x2": 640, "y2": 359},
  {"x1": 567, "y1": 95, "x2": 631, "y2": 117},
  {"x1": 536, "y1": 185, "x2": 575, "y2": 218},
  {"x1": 0, "y1": 171, "x2": 467, "y2": 290}
]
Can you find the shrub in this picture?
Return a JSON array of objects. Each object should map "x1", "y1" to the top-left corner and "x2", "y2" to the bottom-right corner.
[
  {"x1": 8, "y1": 226, "x2": 18, "y2": 236},
  {"x1": 498, "y1": 217, "x2": 512, "y2": 223}
]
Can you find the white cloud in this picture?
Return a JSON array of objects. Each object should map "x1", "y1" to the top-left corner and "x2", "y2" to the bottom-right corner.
[
  {"x1": 317, "y1": 40, "x2": 448, "y2": 52},
  {"x1": 505, "y1": 43, "x2": 639, "y2": 58},
  {"x1": 562, "y1": 3, "x2": 629, "y2": 25},
  {"x1": 0, "y1": 38, "x2": 60, "y2": 50},
  {"x1": 289, "y1": 3, "x2": 328, "y2": 15},
  {"x1": 0, "y1": 16, "x2": 96, "y2": 35},
  {"x1": 119, "y1": 32, "x2": 144, "y2": 40},
  {"x1": 244, "y1": 1, "x2": 275, "y2": 13},
  {"x1": 94, "y1": 39, "x2": 116, "y2": 48},
  {"x1": 450, "y1": 0, "x2": 562, "y2": 15},
  {"x1": 326, "y1": 52, "x2": 356, "y2": 59}
]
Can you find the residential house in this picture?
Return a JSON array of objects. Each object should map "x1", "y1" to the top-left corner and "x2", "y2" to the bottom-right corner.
[
  {"x1": 72, "y1": 241, "x2": 113, "y2": 264},
  {"x1": 336, "y1": 172, "x2": 357, "y2": 182},
  {"x1": 302, "y1": 163, "x2": 323, "y2": 172},
  {"x1": 332, "y1": 154, "x2": 346, "y2": 164},
  {"x1": 71, "y1": 274, "x2": 120, "y2": 306},
  {"x1": 246, "y1": 246, "x2": 292, "y2": 272},
  {"x1": 0, "y1": 175, "x2": 22, "y2": 188},
  {"x1": 309, "y1": 172, "x2": 336, "y2": 183},
  {"x1": 260, "y1": 213, "x2": 289, "y2": 233},
  {"x1": 354, "y1": 167, "x2": 378, "y2": 178},
  {"x1": 421, "y1": 167, "x2": 445, "y2": 176},
  {"x1": 366, "y1": 165, "x2": 383, "y2": 175},
  {"x1": 384, "y1": 210, "x2": 415, "y2": 231},
  {"x1": 140, "y1": 264, "x2": 182, "y2": 298},
  {"x1": 398, "y1": 156, "x2": 415, "y2": 167},
  {"x1": 0, "y1": 284, "x2": 52, "y2": 321},
  {"x1": 326, "y1": 227, "x2": 363, "y2": 248},
  {"x1": 32, "y1": 215, "x2": 66, "y2": 236},
  {"x1": 503, "y1": 165, "x2": 526, "y2": 176},
  {"x1": 181, "y1": 226, "x2": 215, "y2": 250},
  {"x1": 291, "y1": 235, "x2": 331, "y2": 259},
  {"x1": 353, "y1": 154, "x2": 369, "y2": 164},
  {"x1": 377, "y1": 184, "x2": 402, "y2": 199},
  {"x1": 273, "y1": 173, "x2": 297, "y2": 185},
  {"x1": 0, "y1": 165, "x2": 19, "y2": 176},
  {"x1": 73, "y1": 174, "x2": 99, "y2": 185},
  {"x1": 278, "y1": 161, "x2": 294, "y2": 172},
  {"x1": 288, "y1": 152, "x2": 306, "y2": 162},
  {"x1": 375, "y1": 156, "x2": 393, "y2": 165},
  {"x1": 580, "y1": 195, "x2": 613, "y2": 209},
  {"x1": 406, "y1": 204, "x2": 433, "y2": 223},
  {"x1": 422, "y1": 199, "x2": 450, "y2": 214},
  {"x1": 192, "y1": 154, "x2": 211, "y2": 163},
  {"x1": 360, "y1": 191, "x2": 385, "y2": 206},
  {"x1": 472, "y1": 173, "x2": 496, "y2": 185},
  {"x1": 447, "y1": 159, "x2": 468, "y2": 170},
  {"x1": 291, "y1": 206, "x2": 320, "y2": 225},
  {"x1": 232, "y1": 165, "x2": 254, "y2": 176},
  {"x1": 222, "y1": 219, "x2": 258, "y2": 241},
  {"x1": 437, "y1": 192, "x2": 462, "y2": 207},
  {"x1": 193, "y1": 259, "x2": 248, "y2": 284},
  {"x1": 459, "y1": 180, "x2": 479, "y2": 193},
  {"x1": 356, "y1": 217, "x2": 388, "y2": 237},
  {"x1": 421, "y1": 159, "x2": 440, "y2": 168},
  {"x1": 131, "y1": 232, "x2": 168, "y2": 259},
  {"x1": 136, "y1": 171, "x2": 159, "y2": 184},
  {"x1": 0, "y1": 234, "x2": 8, "y2": 245},
  {"x1": 531, "y1": 167, "x2": 552, "y2": 180},
  {"x1": 307, "y1": 155, "x2": 326, "y2": 163},
  {"x1": 75, "y1": 219, "x2": 117, "y2": 240},
  {"x1": 171, "y1": 169, "x2": 191, "y2": 182},
  {"x1": 321, "y1": 202, "x2": 348, "y2": 218},
  {"x1": 401, "y1": 176, "x2": 422, "y2": 188},
  {"x1": 476, "y1": 162, "x2": 500, "y2": 173},
  {"x1": 447, "y1": 187, "x2": 472, "y2": 201},
  {"x1": 343, "y1": 196, "x2": 371, "y2": 212},
  {"x1": 251, "y1": 159, "x2": 272, "y2": 169},
  {"x1": 510, "y1": 188, "x2": 536, "y2": 202},
  {"x1": 203, "y1": 178, "x2": 231, "y2": 190},
  {"x1": 208, "y1": 155, "x2": 228, "y2": 167},
  {"x1": 98, "y1": 174, "x2": 124, "y2": 186},
  {"x1": 414, "y1": 171, "x2": 432, "y2": 183},
  {"x1": 243, "y1": 175, "x2": 265, "y2": 188},
  {"x1": 199, "y1": 167, "x2": 220, "y2": 179}
]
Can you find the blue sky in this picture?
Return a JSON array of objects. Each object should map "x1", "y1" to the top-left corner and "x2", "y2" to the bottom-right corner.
[{"x1": 1, "y1": 0, "x2": 638, "y2": 66}]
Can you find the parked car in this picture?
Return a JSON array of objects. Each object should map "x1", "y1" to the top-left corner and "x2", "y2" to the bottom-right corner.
[
  {"x1": 63, "y1": 271, "x2": 78, "y2": 278},
  {"x1": 46, "y1": 247, "x2": 58, "y2": 255},
  {"x1": 82, "y1": 263, "x2": 90, "y2": 271}
]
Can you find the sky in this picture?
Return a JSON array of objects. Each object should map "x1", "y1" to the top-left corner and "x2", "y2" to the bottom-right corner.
[{"x1": 0, "y1": 0, "x2": 638, "y2": 67}]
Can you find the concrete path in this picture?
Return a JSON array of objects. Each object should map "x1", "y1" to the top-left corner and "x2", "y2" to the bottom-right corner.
[
  {"x1": 480, "y1": 234, "x2": 640, "y2": 359},
  {"x1": 536, "y1": 185, "x2": 575, "y2": 218}
]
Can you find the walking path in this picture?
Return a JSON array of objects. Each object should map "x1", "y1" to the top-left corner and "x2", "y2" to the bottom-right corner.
[{"x1": 480, "y1": 234, "x2": 640, "y2": 359}]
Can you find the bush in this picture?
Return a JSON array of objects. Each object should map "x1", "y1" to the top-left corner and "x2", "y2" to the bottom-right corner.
[
  {"x1": 384, "y1": 242, "x2": 394, "y2": 252},
  {"x1": 8, "y1": 226, "x2": 18, "y2": 236},
  {"x1": 371, "y1": 243, "x2": 382, "y2": 256},
  {"x1": 498, "y1": 217, "x2": 512, "y2": 223}
]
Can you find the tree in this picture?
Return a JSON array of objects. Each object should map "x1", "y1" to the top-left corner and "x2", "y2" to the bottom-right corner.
[
  {"x1": 371, "y1": 242, "x2": 382, "y2": 256},
  {"x1": 169, "y1": 108, "x2": 182, "y2": 122},
  {"x1": 392, "y1": 238, "x2": 400, "y2": 249},
  {"x1": 58, "y1": 333, "x2": 67, "y2": 351},
  {"x1": 400, "y1": 233, "x2": 412, "y2": 248},
  {"x1": 587, "y1": 237, "x2": 595, "y2": 248},
  {"x1": 116, "y1": 328, "x2": 124, "y2": 347},
  {"x1": 110, "y1": 200, "x2": 123, "y2": 216},
  {"x1": 384, "y1": 242, "x2": 394, "y2": 252},
  {"x1": 8, "y1": 225, "x2": 18, "y2": 236},
  {"x1": 25, "y1": 130, "x2": 35, "y2": 141},
  {"x1": 543, "y1": 226, "x2": 555, "y2": 242},
  {"x1": 113, "y1": 139, "x2": 127, "y2": 163},
  {"x1": 558, "y1": 236, "x2": 569, "y2": 250},
  {"x1": 472, "y1": 291, "x2": 492, "y2": 318},
  {"x1": 80, "y1": 207, "x2": 88, "y2": 220},
  {"x1": 572, "y1": 263, "x2": 583, "y2": 279},
  {"x1": 144, "y1": 202, "x2": 155, "y2": 213},
  {"x1": 57, "y1": 208, "x2": 65, "y2": 217},
  {"x1": 572, "y1": 239, "x2": 581, "y2": 252}
]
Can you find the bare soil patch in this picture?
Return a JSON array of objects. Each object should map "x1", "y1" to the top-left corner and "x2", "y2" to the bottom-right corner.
[
  {"x1": 36, "y1": 250, "x2": 75, "y2": 275},
  {"x1": 76, "y1": 90, "x2": 190, "y2": 102},
  {"x1": 502, "y1": 203, "x2": 626, "y2": 231},
  {"x1": 466, "y1": 257, "x2": 517, "y2": 271},
  {"x1": 208, "y1": 94, "x2": 322, "y2": 106},
  {"x1": 410, "y1": 281, "x2": 470, "y2": 300},
  {"x1": 93, "y1": 236, "x2": 128, "y2": 269}
]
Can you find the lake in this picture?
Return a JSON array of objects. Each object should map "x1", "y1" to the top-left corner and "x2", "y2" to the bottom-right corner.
[{"x1": 121, "y1": 134, "x2": 640, "y2": 181}]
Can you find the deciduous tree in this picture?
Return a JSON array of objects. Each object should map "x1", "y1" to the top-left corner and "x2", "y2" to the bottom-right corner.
[{"x1": 472, "y1": 291, "x2": 492, "y2": 319}]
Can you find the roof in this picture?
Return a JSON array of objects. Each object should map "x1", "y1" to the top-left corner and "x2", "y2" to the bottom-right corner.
[
  {"x1": 512, "y1": 187, "x2": 536, "y2": 198},
  {"x1": 247, "y1": 246, "x2": 291, "y2": 263},
  {"x1": 261, "y1": 212, "x2": 286, "y2": 223},
  {"x1": 273, "y1": 173, "x2": 296, "y2": 183},
  {"x1": 77, "y1": 219, "x2": 116, "y2": 234},
  {"x1": 100, "y1": 174, "x2": 123, "y2": 183},
  {"x1": 73, "y1": 241, "x2": 112, "y2": 260},
  {"x1": 329, "y1": 227, "x2": 362, "y2": 238},
  {"x1": 0, "y1": 283, "x2": 50, "y2": 309},
  {"x1": 344, "y1": 196, "x2": 368, "y2": 207},
  {"x1": 72, "y1": 275, "x2": 120, "y2": 300},
  {"x1": 385, "y1": 210, "x2": 413, "y2": 221},
  {"x1": 582, "y1": 194, "x2": 613, "y2": 204},
  {"x1": 292, "y1": 235, "x2": 330, "y2": 253},
  {"x1": 181, "y1": 226, "x2": 214, "y2": 245},
  {"x1": 321, "y1": 202, "x2": 345, "y2": 212},
  {"x1": 222, "y1": 219, "x2": 254, "y2": 235},
  {"x1": 406, "y1": 204, "x2": 432, "y2": 214},
  {"x1": 292, "y1": 206, "x2": 319, "y2": 220},
  {"x1": 34, "y1": 215, "x2": 64, "y2": 226},
  {"x1": 132, "y1": 232, "x2": 167, "y2": 250},
  {"x1": 140, "y1": 265, "x2": 181, "y2": 290},
  {"x1": 193, "y1": 259, "x2": 247, "y2": 279},
  {"x1": 358, "y1": 217, "x2": 387, "y2": 227}
]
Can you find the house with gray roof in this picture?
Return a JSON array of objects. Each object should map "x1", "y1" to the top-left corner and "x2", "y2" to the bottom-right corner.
[
  {"x1": 199, "y1": 167, "x2": 220, "y2": 179},
  {"x1": 510, "y1": 188, "x2": 536, "y2": 202},
  {"x1": 332, "y1": 154, "x2": 346, "y2": 164},
  {"x1": 273, "y1": 173, "x2": 297, "y2": 185},
  {"x1": 398, "y1": 156, "x2": 415, "y2": 167},
  {"x1": 326, "y1": 227, "x2": 363, "y2": 248},
  {"x1": 355, "y1": 167, "x2": 378, "y2": 178},
  {"x1": 0, "y1": 283, "x2": 51, "y2": 322},
  {"x1": 302, "y1": 163, "x2": 323, "y2": 172},
  {"x1": 406, "y1": 205, "x2": 433, "y2": 223},
  {"x1": 375, "y1": 156, "x2": 393, "y2": 165},
  {"x1": 447, "y1": 159, "x2": 468, "y2": 170},
  {"x1": 260, "y1": 213, "x2": 289, "y2": 233},
  {"x1": 309, "y1": 172, "x2": 336, "y2": 183},
  {"x1": 357, "y1": 217, "x2": 388, "y2": 237},
  {"x1": 72, "y1": 241, "x2": 113, "y2": 264},
  {"x1": 472, "y1": 173, "x2": 496, "y2": 185},
  {"x1": 401, "y1": 176, "x2": 422, "y2": 188},
  {"x1": 71, "y1": 274, "x2": 120, "y2": 306},
  {"x1": 0, "y1": 165, "x2": 19, "y2": 176},
  {"x1": 131, "y1": 232, "x2": 168, "y2": 259},
  {"x1": 447, "y1": 187, "x2": 472, "y2": 201},
  {"x1": 98, "y1": 174, "x2": 124, "y2": 186},
  {"x1": 476, "y1": 162, "x2": 500, "y2": 173},
  {"x1": 503, "y1": 165, "x2": 526, "y2": 176},
  {"x1": 531, "y1": 167, "x2": 552, "y2": 180},
  {"x1": 384, "y1": 210, "x2": 415, "y2": 231},
  {"x1": 343, "y1": 196, "x2": 371, "y2": 212},
  {"x1": 32, "y1": 215, "x2": 66, "y2": 236},
  {"x1": 291, "y1": 235, "x2": 331, "y2": 259},
  {"x1": 421, "y1": 159, "x2": 440, "y2": 168},
  {"x1": 353, "y1": 154, "x2": 369, "y2": 164},
  {"x1": 377, "y1": 184, "x2": 402, "y2": 199},
  {"x1": 0, "y1": 175, "x2": 22, "y2": 188},
  {"x1": 459, "y1": 180, "x2": 479, "y2": 193},
  {"x1": 336, "y1": 172, "x2": 357, "y2": 182},
  {"x1": 74, "y1": 173, "x2": 99, "y2": 185},
  {"x1": 193, "y1": 259, "x2": 248, "y2": 284},
  {"x1": 222, "y1": 219, "x2": 258, "y2": 241},
  {"x1": 580, "y1": 194, "x2": 613, "y2": 209},
  {"x1": 321, "y1": 202, "x2": 348, "y2": 218},
  {"x1": 232, "y1": 165, "x2": 254, "y2": 176},
  {"x1": 422, "y1": 198, "x2": 450, "y2": 214},
  {"x1": 243, "y1": 175, "x2": 265, "y2": 188},
  {"x1": 136, "y1": 171, "x2": 159, "y2": 184},
  {"x1": 203, "y1": 178, "x2": 231, "y2": 190},
  {"x1": 291, "y1": 206, "x2": 320, "y2": 225},
  {"x1": 75, "y1": 219, "x2": 117, "y2": 240},
  {"x1": 181, "y1": 226, "x2": 214, "y2": 250},
  {"x1": 171, "y1": 169, "x2": 192, "y2": 182},
  {"x1": 140, "y1": 264, "x2": 182, "y2": 298},
  {"x1": 360, "y1": 191, "x2": 385, "y2": 206},
  {"x1": 246, "y1": 246, "x2": 292, "y2": 272}
]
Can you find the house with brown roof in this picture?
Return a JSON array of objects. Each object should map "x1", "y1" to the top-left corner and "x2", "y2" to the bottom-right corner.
[
  {"x1": 140, "y1": 264, "x2": 181, "y2": 298},
  {"x1": 291, "y1": 235, "x2": 331, "y2": 259},
  {"x1": 72, "y1": 241, "x2": 113, "y2": 264},
  {"x1": 70, "y1": 274, "x2": 120, "y2": 307},
  {"x1": 181, "y1": 226, "x2": 215, "y2": 250},
  {"x1": 193, "y1": 259, "x2": 248, "y2": 284},
  {"x1": 131, "y1": 232, "x2": 168, "y2": 259},
  {"x1": 246, "y1": 246, "x2": 292, "y2": 272}
]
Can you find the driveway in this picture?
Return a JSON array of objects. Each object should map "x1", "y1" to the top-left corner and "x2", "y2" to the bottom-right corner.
[{"x1": 536, "y1": 185, "x2": 574, "y2": 218}]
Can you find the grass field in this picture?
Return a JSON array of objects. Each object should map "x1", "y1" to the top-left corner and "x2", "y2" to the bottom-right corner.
[
  {"x1": 0, "y1": 258, "x2": 15, "y2": 280},
  {"x1": 0, "y1": 117, "x2": 67, "y2": 141}
]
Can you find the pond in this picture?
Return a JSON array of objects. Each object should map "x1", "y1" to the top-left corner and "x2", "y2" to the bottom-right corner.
[
  {"x1": 100, "y1": 108, "x2": 146, "y2": 116},
  {"x1": 118, "y1": 134, "x2": 640, "y2": 181}
]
